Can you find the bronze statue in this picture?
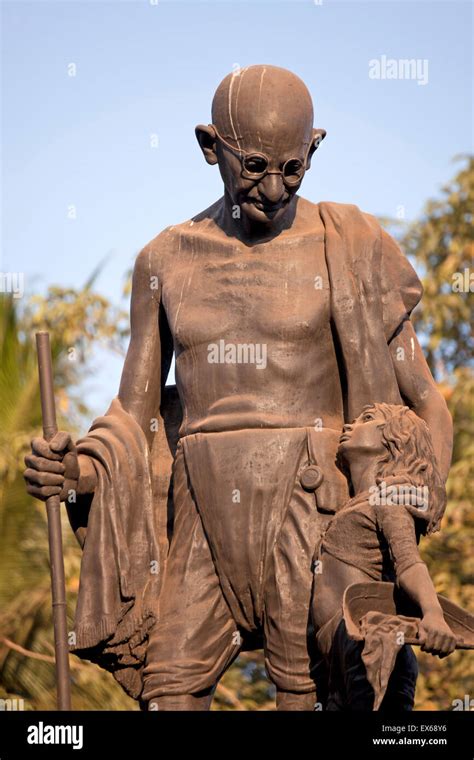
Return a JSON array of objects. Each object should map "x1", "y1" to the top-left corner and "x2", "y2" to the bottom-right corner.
[
  {"x1": 312, "y1": 403, "x2": 473, "y2": 711},
  {"x1": 24, "y1": 65, "x2": 457, "y2": 711}
]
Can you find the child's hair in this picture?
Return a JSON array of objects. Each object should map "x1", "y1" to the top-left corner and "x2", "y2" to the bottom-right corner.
[{"x1": 363, "y1": 402, "x2": 445, "y2": 534}]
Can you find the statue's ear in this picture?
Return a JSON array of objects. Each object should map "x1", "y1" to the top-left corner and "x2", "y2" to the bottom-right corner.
[
  {"x1": 195, "y1": 124, "x2": 218, "y2": 165},
  {"x1": 306, "y1": 128, "x2": 327, "y2": 170}
]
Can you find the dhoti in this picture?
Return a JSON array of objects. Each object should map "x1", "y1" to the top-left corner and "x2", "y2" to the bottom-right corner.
[{"x1": 142, "y1": 426, "x2": 346, "y2": 700}]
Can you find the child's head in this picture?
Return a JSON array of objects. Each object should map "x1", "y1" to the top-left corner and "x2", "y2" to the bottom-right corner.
[{"x1": 339, "y1": 403, "x2": 445, "y2": 533}]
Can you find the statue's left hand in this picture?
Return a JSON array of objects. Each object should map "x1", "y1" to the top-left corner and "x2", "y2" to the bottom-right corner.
[{"x1": 24, "y1": 431, "x2": 80, "y2": 503}]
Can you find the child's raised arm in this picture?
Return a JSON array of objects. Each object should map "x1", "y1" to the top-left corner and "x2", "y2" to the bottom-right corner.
[{"x1": 376, "y1": 503, "x2": 457, "y2": 658}]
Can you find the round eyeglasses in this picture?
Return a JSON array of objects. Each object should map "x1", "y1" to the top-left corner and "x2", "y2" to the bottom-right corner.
[{"x1": 212, "y1": 125, "x2": 314, "y2": 187}]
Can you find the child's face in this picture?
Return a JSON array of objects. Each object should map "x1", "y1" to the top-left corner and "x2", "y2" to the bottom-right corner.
[{"x1": 338, "y1": 407, "x2": 387, "y2": 459}]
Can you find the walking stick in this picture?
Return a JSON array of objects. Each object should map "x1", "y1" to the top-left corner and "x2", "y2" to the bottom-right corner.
[{"x1": 35, "y1": 331, "x2": 72, "y2": 710}]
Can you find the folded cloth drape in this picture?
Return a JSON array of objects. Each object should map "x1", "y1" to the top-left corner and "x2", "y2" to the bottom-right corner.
[
  {"x1": 319, "y1": 202, "x2": 423, "y2": 422},
  {"x1": 360, "y1": 611, "x2": 419, "y2": 710},
  {"x1": 68, "y1": 397, "x2": 161, "y2": 698}
]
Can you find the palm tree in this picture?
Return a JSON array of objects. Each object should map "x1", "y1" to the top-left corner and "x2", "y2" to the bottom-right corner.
[{"x1": 0, "y1": 286, "x2": 135, "y2": 710}]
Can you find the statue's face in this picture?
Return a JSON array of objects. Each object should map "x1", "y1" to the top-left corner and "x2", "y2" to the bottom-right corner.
[
  {"x1": 338, "y1": 408, "x2": 387, "y2": 459},
  {"x1": 196, "y1": 66, "x2": 324, "y2": 233},
  {"x1": 215, "y1": 121, "x2": 313, "y2": 226}
]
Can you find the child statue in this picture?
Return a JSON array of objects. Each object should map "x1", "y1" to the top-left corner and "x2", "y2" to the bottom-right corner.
[{"x1": 312, "y1": 403, "x2": 469, "y2": 711}]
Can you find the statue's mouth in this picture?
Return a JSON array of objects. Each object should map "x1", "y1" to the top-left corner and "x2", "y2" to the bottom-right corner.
[{"x1": 252, "y1": 199, "x2": 285, "y2": 213}]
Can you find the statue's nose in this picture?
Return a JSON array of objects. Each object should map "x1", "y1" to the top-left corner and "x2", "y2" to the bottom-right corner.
[
  {"x1": 258, "y1": 173, "x2": 285, "y2": 204},
  {"x1": 343, "y1": 423, "x2": 353, "y2": 433}
]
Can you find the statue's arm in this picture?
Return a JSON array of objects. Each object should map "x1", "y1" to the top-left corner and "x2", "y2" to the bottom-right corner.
[
  {"x1": 25, "y1": 242, "x2": 170, "y2": 502},
  {"x1": 77, "y1": 243, "x2": 172, "y2": 493},
  {"x1": 118, "y1": 243, "x2": 170, "y2": 440},
  {"x1": 389, "y1": 320, "x2": 453, "y2": 482},
  {"x1": 379, "y1": 506, "x2": 457, "y2": 655}
]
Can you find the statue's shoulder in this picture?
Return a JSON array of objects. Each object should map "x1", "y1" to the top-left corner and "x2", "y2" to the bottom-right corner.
[
  {"x1": 146, "y1": 199, "x2": 225, "y2": 252},
  {"x1": 296, "y1": 197, "x2": 380, "y2": 238},
  {"x1": 316, "y1": 199, "x2": 379, "y2": 229},
  {"x1": 135, "y1": 206, "x2": 211, "y2": 260},
  {"x1": 141, "y1": 220, "x2": 189, "y2": 255}
]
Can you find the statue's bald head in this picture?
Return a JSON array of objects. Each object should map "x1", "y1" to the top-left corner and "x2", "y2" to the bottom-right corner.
[
  {"x1": 211, "y1": 65, "x2": 314, "y2": 153},
  {"x1": 196, "y1": 65, "x2": 325, "y2": 230}
]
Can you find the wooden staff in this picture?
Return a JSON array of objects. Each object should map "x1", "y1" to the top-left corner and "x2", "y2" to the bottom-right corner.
[{"x1": 35, "y1": 331, "x2": 72, "y2": 710}]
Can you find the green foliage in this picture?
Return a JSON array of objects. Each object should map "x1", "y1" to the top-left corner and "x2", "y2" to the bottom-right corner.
[
  {"x1": 403, "y1": 155, "x2": 473, "y2": 376},
  {"x1": 212, "y1": 652, "x2": 275, "y2": 711},
  {"x1": 399, "y1": 156, "x2": 474, "y2": 710},
  {"x1": 0, "y1": 286, "x2": 134, "y2": 710}
]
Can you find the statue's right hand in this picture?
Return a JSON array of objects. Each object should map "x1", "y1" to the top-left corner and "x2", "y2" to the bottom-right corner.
[{"x1": 24, "y1": 431, "x2": 79, "y2": 502}]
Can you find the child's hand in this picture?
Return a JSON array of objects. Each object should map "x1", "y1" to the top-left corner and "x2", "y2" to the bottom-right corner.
[{"x1": 419, "y1": 612, "x2": 457, "y2": 658}]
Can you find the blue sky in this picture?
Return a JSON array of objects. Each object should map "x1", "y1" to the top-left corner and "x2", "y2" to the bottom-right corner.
[{"x1": 1, "y1": 0, "x2": 472, "y2": 418}]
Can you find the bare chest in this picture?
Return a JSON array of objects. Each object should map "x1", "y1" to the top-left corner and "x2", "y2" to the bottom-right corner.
[{"x1": 162, "y1": 233, "x2": 330, "y2": 349}]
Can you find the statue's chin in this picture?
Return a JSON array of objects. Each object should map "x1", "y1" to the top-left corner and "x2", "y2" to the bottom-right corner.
[
  {"x1": 337, "y1": 440, "x2": 357, "y2": 465},
  {"x1": 240, "y1": 200, "x2": 288, "y2": 227}
]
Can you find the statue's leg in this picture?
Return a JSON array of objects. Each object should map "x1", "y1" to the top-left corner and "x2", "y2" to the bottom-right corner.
[
  {"x1": 142, "y1": 446, "x2": 240, "y2": 708},
  {"x1": 329, "y1": 627, "x2": 418, "y2": 711},
  {"x1": 380, "y1": 645, "x2": 418, "y2": 711},
  {"x1": 276, "y1": 691, "x2": 317, "y2": 711},
  {"x1": 326, "y1": 620, "x2": 375, "y2": 710},
  {"x1": 264, "y1": 452, "x2": 325, "y2": 710},
  {"x1": 148, "y1": 690, "x2": 214, "y2": 711}
]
